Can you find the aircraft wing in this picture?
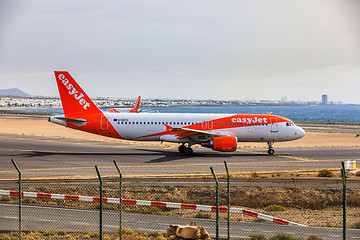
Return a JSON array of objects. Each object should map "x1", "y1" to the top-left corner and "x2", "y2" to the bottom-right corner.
[
  {"x1": 138, "y1": 124, "x2": 231, "y2": 141},
  {"x1": 168, "y1": 126, "x2": 229, "y2": 140}
]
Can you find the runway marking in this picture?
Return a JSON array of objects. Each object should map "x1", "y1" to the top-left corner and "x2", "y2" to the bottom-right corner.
[
  {"x1": 237, "y1": 149, "x2": 317, "y2": 162},
  {"x1": 237, "y1": 149, "x2": 266, "y2": 154},
  {"x1": 276, "y1": 154, "x2": 316, "y2": 162},
  {"x1": 0, "y1": 216, "x2": 18, "y2": 219}
]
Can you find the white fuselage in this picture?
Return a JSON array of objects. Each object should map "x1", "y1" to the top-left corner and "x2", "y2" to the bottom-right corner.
[{"x1": 103, "y1": 112, "x2": 305, "y2": 143}]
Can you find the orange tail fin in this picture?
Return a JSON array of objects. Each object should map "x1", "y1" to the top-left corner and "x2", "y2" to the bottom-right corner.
[
  {"x1": 53, "y1": 71, "x2": 121, "y2": 139},
  {"x1": 54, "y1": 71, "x2": 101, "y2": 117}
]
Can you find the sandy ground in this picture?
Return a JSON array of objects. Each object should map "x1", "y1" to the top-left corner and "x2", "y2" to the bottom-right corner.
[{"x1": 0, "y1": 118, "x2": 359, "y2": 148}]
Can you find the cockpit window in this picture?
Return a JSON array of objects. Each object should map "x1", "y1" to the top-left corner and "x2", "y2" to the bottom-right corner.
[{"x1": 286, "y1": 122, "x2": 295, "y2": 127}]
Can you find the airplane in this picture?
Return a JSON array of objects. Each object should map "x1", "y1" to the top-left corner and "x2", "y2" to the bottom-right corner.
[
  {"x1": 107, "y1": 96, "x2": 141, "y2": 113},
  {"x1": 49, "y1": 71, "x2": 305, "y2": 155}
]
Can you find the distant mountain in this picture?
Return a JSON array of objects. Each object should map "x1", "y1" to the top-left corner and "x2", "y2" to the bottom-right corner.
[{"x1": 0, "y1": 88, "x2": 31, "y2": 97}]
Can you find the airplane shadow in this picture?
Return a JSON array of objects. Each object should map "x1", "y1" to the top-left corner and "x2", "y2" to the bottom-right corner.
[
  {"x1": 137, "y1": 149, "x2": 267, "y2": 163},
  {"x1": 4, "y1": 148, "x2": 269, "y2": 164}
]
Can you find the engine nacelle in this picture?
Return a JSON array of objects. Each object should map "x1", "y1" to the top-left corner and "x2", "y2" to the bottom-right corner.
[{"x1": 201, "y1": 136, "x2": 238, "y2": 152}]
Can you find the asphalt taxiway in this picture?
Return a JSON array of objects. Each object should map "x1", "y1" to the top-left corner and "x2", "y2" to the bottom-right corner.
[{"x1": 0, "y1": 133, "x2": 359, "y2": 179}]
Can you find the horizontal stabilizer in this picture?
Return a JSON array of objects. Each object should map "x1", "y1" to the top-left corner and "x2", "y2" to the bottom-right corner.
[{"x1": 49, "y1": 115, "x2": 87, "y2": 127}]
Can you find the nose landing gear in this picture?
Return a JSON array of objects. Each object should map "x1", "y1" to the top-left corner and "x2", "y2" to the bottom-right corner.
[
  {"x1": 267, "y1": 142, "x2": 275, "y2": 155},
  {"x1": 178, "y1": 143, "x2": 194, "y2": 156}
]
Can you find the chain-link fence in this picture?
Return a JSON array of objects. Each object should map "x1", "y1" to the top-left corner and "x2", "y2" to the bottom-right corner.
[{"x1": 0, "y1": 160, "x2": 359, "y2": 240}]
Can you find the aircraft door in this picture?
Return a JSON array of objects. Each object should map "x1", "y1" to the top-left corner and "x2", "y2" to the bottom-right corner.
[
  {"x1": 270, "y1": 117, "x2": 278, "y2": 133},
  {"x1": 202, "y1": 121, "x2": 208, "y2": 129},
  {"x1": 100, "y1": 115, "x2": 109, "y2": 131},
  {"x1": 208, "y1": 121, "x2": 213, "y2": 129}
]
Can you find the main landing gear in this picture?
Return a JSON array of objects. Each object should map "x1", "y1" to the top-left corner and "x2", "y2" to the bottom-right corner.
[
  {"x1": 179, "y1": 143, "x2": 194, "y2": 156},
  {"x1": 267, "y1": 142, "x2": 275, "y2": 155}
]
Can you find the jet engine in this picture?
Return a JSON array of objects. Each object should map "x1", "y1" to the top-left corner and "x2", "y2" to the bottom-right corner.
[{"x1": 201, "y1": 136, "x2": 238, "y2": 152}]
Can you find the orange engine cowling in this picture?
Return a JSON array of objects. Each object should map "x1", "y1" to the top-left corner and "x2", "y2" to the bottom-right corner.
[{"x1": 201, "y1": 136, "x2": 238, "y2": 152}]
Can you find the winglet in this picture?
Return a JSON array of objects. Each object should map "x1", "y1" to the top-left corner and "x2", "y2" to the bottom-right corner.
[{"x1": 163, "y1": 123, "x2": 173, "y2": 131}]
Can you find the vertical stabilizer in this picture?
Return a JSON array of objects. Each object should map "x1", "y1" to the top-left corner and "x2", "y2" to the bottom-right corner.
[
  {"x1": 52, "y1": 71, "x2": 121, "y2": 139},
  {"x1": 129, "y1": 96, "x2": 141, "y2": 113},
  {"x1": 54, "y1": 71, "x2": 101, "y2": 117}
]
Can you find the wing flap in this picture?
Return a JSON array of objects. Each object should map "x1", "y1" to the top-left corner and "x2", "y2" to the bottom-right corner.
[{"x1": 170, "y1": 127, "x2": 227, "y2": 140}]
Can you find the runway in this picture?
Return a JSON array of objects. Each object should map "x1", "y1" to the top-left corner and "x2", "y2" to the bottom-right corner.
[{"x1": 0, "y1": 133, "x2": 359, "y2": 179}]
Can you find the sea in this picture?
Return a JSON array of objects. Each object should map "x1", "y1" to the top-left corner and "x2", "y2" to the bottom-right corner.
[{"x1": 2, "y1": 105, "x2": 360, "y2": 125}]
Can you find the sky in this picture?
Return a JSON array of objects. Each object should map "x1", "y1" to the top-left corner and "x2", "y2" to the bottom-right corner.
[{"x1": 0, "y1": 0, "x2": 359, "y2": 103}]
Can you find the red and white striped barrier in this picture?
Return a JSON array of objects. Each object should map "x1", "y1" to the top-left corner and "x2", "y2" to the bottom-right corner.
[{"x1": 0, "y1": 189, "x2": 303, "y2": 226}]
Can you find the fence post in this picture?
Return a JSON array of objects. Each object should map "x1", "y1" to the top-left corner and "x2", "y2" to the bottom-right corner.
[
  {"x1": 210, "y1": 167, "x2": 219, "y2": 240},
  {"x1": 95, "y1": 165, "x2": 103, "y2": 240},
  {"x1": 341, "y1": 161, "x2": 347, "y2": 240},
  {"x1": 113, "y1": 160, "x2": 123, "y2": 240},
  {"x1": 11, "y1": 159, "x2": 22, "y2": 240},
  {"x1": 224, "y1": 161, "x2": 230, "y2": 240}
]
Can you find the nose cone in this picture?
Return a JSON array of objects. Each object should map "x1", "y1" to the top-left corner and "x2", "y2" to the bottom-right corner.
[{"x1": 295, "y1": 126, "x2": 306, "y2": 139}]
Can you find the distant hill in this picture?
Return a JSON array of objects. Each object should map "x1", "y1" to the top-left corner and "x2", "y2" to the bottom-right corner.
[{"x1": 0, "y1": 88, "x2": 31, "y2": 97}]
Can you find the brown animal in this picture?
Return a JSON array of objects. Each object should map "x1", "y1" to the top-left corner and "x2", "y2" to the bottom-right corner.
[
  {"x1": 166, "y1": 222, "x2": 210, "y2": 240},
  {"x1": 166, "y1": 225, "x2": 179, "y2": 239},
  {"x1": 176, "y1": 225, "x2": 202, "y2": 239}
]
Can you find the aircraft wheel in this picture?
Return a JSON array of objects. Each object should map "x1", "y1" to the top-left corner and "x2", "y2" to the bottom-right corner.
[
  {"x1": 185, "y1": 147, "x2": 193, "y2": 156},
  {"x1": 268, "y1": 149, "x2": 275, "y2": 155},
  {"x1": 178, "y1": 145, "x2": 186, "y2": 153}
]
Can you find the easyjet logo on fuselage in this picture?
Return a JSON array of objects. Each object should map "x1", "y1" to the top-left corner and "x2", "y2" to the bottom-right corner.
[
  {"x1": 58, "y1": 74, "x2": 90, "y2": 110},
  {"x1": 231, "y1": 117, "x2": 268, "y2": 124}
]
